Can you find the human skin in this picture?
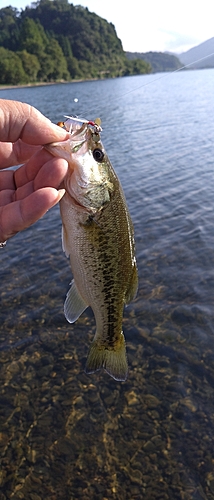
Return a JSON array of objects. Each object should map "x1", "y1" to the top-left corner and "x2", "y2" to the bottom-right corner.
[{"x1": 0, "y1": 99, "x2": 69, "y2": 243}]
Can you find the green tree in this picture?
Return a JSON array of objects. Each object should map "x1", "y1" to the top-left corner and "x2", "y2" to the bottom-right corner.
[
  {"x1": 0, "y1": 0, "x2": 152, "y2": 85},
  {"x1": 67, "y1": 56, "x2": 81, "y2": 79},
  {"x1": 78, "y1": 60, "x2": 92, "y2": 78},
  {"x1": 19, "y1": 17, "x2": 48, "y2": 57},
  {"x1": 0, "y1": 47, "x2": 27, "y2": 84},
  {"x1": 0, "y1": 6, "x2": 20, "y2": 51},
  {"x1": 45, "y1": 38, "x2": 70, "y2": 80},
  {"x1": 17, "y1": 50, "x2": 41, "y2": 82},
  {"x1": 57, "y1": 34, "x2": 73, "y2": 58},
  {"x1": 123, "y1": 58, "x2": 151, "y2": 76},
  {"x1": 132, "y1": 59, "x2": 151, "y2": 74}
]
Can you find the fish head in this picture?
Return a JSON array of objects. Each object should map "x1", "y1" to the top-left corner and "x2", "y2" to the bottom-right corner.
[{"x1": 45, "y1": 117, "x2": 114, "y2": 212}]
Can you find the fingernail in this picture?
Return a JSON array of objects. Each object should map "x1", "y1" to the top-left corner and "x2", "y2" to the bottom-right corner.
[{"x1": 57, "y1": 188, "x2": 66, "y2": 200}]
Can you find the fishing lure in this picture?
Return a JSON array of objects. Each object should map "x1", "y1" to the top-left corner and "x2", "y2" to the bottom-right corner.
[{"x1": 57, "y1": 115, "x2": 102, "y2": 134}]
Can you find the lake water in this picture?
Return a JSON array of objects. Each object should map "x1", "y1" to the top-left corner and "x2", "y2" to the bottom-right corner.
[{"x1": 1, "y1": 70, "x2": 214, "y2": 499}]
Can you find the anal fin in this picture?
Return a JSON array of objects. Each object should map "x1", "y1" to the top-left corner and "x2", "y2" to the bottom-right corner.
[{"x1": 64, "y1": 280, "x2": 88, "y2": 323}]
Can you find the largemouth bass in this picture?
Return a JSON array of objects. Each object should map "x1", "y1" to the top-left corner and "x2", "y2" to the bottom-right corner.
[{"x1": 45, "y1": 116, "x2": 138, "y2": 381}]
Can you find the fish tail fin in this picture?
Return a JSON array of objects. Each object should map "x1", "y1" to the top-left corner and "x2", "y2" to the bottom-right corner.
[{"x1": 85, "y1": 332, "x2": 128, "y2": 382}]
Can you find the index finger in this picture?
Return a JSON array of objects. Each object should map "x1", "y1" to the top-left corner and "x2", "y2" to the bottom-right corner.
[{"x1": 0, "y1": 99, "x2": 69, "y2": 145}]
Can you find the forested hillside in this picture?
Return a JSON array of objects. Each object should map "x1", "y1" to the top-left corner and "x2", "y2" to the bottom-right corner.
[
  {"x1": 0, "y1": 0, "x2": 151, "y2": 85},
  {"x1": 126, "y1": 51, "x2": 182, "y2": 73}
]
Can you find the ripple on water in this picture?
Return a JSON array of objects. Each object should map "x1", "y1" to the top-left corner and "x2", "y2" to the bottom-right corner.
[{"x1": 1, "y1": 70, "x2": 214, "y2": 498}]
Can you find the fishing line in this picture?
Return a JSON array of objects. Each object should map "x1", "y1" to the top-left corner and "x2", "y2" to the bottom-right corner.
[
  {"x1": 111, "y1": 51, "x2": 214, "y2": 101},
  {"x1": 67, "y1": 50, "x2": 214, "y2": 123}
]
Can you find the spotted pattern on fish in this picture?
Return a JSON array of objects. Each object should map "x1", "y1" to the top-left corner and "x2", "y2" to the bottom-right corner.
[{"x1": 45, "y1": 118, "x2": 138, "y2": 381}]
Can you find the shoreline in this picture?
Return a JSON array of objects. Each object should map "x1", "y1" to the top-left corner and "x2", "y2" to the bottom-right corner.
[{"x1": 0, "y1": 80, "x2": 88, "y2": 91}]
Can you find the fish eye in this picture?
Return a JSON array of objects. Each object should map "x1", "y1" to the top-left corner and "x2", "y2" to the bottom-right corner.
[{"x1": 93, "y1": 148, "x2": 104, "y2": 163}]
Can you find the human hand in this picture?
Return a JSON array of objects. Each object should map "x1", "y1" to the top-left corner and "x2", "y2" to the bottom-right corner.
[{"x1": 0, "y1": 99, "x2": 69, "y2": 245}]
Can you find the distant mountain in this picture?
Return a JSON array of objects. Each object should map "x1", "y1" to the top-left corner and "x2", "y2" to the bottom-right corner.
[
  {"x1": 126, "y1": 51, "x2": 182, "y2": 73},
  {"x1": 179, "y1": 38, "x2": 214, "y2": 69}
]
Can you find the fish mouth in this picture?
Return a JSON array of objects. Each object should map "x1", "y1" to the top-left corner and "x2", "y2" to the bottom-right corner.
[
  {"x1": 44, "y1": 137, "x2": 86, "y2": 162},
  {"x1": 45, "y1": 116, "x2": 99, "y2": 160},
  {"x1": 44, "y1": 119, "x2": 90, "y2": 158}
]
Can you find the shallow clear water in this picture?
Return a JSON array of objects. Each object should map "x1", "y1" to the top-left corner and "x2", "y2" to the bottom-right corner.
[{"x1": 1, "y1": 70, "x2": 214, "y2": 499}]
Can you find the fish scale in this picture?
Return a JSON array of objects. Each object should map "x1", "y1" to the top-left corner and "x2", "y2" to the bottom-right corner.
[{"x1": 45, "y1": 117, "x2": 138, "y2": 381}]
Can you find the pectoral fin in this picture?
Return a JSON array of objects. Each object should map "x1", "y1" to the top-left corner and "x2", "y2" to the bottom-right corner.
[
  {"x1": 62, "y1": 224, "x2": 70, "y2": 258},
  {"x1": 64, "y1": 280, "x2": 88, "y2": 323}
]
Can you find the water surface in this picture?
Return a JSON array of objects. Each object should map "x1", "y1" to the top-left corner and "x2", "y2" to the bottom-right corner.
[{"x1": 1, "y1": 71, "x2": 214, "y2": 499}]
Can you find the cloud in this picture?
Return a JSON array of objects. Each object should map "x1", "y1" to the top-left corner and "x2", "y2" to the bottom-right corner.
[{"x1": 159, "y1": 30, "x2": 203, "y2": 54}]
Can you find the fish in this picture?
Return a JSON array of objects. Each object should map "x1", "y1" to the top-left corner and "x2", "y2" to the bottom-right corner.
[{"x1": 45, "y1": 116, "x2": 138, "y2": 381}]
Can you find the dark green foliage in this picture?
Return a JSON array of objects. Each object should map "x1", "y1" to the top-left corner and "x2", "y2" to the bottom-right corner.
[
  {"x1": 0, "y1": 6, "x2": 20, "y2": 51},
  {"x1": 66, "y1": 56, "x2": 81, "y2": 79},
  {"x1": 124, "y1": 58, "x2": 152, "y2": 76},
  {"x1": 126, "y1": 51, "x2": 182, "y2": 73},
  {"x1": 44, "y1": 38, "x2": 70, "y2": 81},
  {"x1": 0, "y1": 47, "x2": 27, "y2": 84},
  {"x1": 17, "y1": 50, "x2": 41, "y2": 82},
  {"x1": 19, "y1": 17, "x2": 48, "y2": 56},
  {"x1": 0, "y1": 0, "x2": 151, "y2": 85}
]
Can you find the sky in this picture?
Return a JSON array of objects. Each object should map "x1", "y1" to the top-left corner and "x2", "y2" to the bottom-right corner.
[{"x1": 2, "y1": 0, "x2": 214, "y2": 54}]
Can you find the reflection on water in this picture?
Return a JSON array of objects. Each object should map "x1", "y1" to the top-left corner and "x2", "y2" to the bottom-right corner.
[{"x1": 1, "y1": 71, "x2": 214, "y2": 498}]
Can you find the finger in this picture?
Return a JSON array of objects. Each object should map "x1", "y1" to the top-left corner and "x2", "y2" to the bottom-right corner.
[
  {"x1": 0, "y1": 187, "x2": 65, "y2": 242},
  {"x1": 0, "y1": 188, "x2": 14, "y2": 206},
  {"x1": 14, "y1": 155, "x2": 68, "y2": 190},
  {"x1": 0, "y1": 140, "x2": 40, "y2": 169},
  {"x1": 0, "y1": 99, "x2": 69, "y2": 145},
  {"x1": 0, "y1": 170, "x2": 15, "y2": 190},
  {"x1": 34, "y1": 157, "x2": 68, "y2": 191}
]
